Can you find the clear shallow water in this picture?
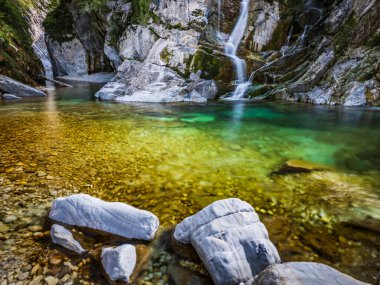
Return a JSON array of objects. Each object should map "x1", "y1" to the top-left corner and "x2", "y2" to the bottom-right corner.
[{"x1": 0, "y1": 85, "x2": 379, "y2": 283}]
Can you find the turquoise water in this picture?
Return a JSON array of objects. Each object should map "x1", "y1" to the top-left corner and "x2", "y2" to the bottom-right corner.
[{"x1": 0, "y1": 86, "x2": 379, "y2": 283}]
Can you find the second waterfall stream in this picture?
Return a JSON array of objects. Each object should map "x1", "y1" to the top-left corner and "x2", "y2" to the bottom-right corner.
[{"x1": 223, "y1": 0, "x2": 251, "y2": 99}]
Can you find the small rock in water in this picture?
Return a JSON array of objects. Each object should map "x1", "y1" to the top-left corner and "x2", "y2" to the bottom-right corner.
[
  {"x1": 101, "y1": 244, "x2": 137, "y2": 282},
  {"x1": 253, "y1": 262, "x2": 370, "y2": 285},
  {"x1": 174, "y1": 198, "x2": 280, "y2": 285},
  {"x1": 44, "y1": 276, "x2": 59, "y2": 285},
  {"x1": 3, "y1": 215, "x2": 18, "y2": 224},
  {"x1": 0, "y1": 223, "x2": 10, "y2": 233},
  {"x1": 50, "y1": 224, "x2": 86, "y2": 254},
  {"x1": 28, "y1": 225, "x2": 43, "y2": 232},
  {"x1": 274, "y1": 159, "x2": 330, "y2": 175},
  {"x1": 49, "y1": 194, "x2": 159, "y2": 240}
]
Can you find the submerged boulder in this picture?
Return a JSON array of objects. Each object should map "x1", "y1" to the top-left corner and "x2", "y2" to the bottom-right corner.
[
  {"x1": 50, "y1": 224, "x2": 86, "y2": 254},
  {"x1": 252, "y1": 262, "x2": 370, "y2": 285},
  {"x1": 49, "y1": 194, "x2": 159, "y2": 240},
  {"x1": 174, "y1": 198, "x2": 280, "y2": 285},
  {"x1": 101, "y1": 244, "x2": 136, "y2": 282},
  {"x1": 0, "y1": 75, "x2": 46, "y2": 97}
]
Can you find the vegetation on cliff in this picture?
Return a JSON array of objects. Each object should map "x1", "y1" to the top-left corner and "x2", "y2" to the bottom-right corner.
[{"x1": 0, "y1": 0, "x2": 43, "y2": 84}]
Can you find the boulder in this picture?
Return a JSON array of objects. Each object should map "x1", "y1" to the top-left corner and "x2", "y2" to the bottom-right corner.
[
  {"x1": 50, "y1": 224, "x2": 86, "y2": 254},
  {"x1": 47, "y1": 37, "x2": 88, "y2": 76},
  {"x1": 0, "y1": 75, "x2": 46, "y2": 97},
  {"x1": 174, "y1": 198, "x2": 280, "y2": 285},
  {"x1": 101, "y1": 244, "x2": 136, "y2": 282},
  {"x1": 49, "y1": 194, "x2": 159, "y2": 240},
  {"x1": 252, "y1": 262, "x2": 370, "y2": 285}
]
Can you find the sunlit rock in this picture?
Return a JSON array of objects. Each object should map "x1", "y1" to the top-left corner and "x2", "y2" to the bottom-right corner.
[
  {"x1": 174, "y1": 198, "x2": 280, "y2": 285},
  {"x1": 101, "y1": 244, "x2": 136, "y2": 282},
  {"x1": 50, "y1": 224, "x2": 86, "y2": 254},
  {"x1": 0, "y1": 75, "x2": 46, "y2": 97},
  {"x1": 49, "y1": 194, "x2": 159, "y2": 240},
  {"x1": 253, "y1": 262, "x2": 370, "y2": 285}
]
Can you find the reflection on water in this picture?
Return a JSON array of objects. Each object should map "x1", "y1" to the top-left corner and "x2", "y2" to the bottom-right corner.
[{"x1": 0, "y1": 86, "x2": 379, "y2": 283}]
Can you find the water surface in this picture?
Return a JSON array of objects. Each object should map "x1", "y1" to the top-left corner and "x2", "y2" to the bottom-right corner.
[{"x1": 0, "y1": 85, "x2": 379, "y2": 283}]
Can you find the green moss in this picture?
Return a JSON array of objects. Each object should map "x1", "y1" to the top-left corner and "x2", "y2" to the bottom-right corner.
[
  {"x1": 0, "y1": 0, "x2": 43, "y2": 84},
  {"x1": 131, "y1": 0, "x2": 151, "y2": 25},
  {"x1": 76, "y1": 0, "x2": 108, "y2": 13},
  {"x1": 160, "y1": 47, "x2": 173, "y2": 64},
  {"x1": 190, "y1": 49, "x2": 223, "y2": 79},
  {"x1": 366, "y1": 30, "x2": 380, "y2": 48},
  {"x1": 333, "y1": 15, "x2": 357, "y2": 56},
  {"x1": 43, "y1": 0, "x2": 76, "y2": 43}
]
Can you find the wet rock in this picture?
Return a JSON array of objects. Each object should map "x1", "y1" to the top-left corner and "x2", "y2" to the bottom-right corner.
[
  {"x1": 174, "y1": 198, "x2": 280, "y2": 285},
  {"x1": 49, "y1": 194, "x2": 159, "y2": 240},
  {"x1": 30, "y1": 275, "x2": 43, "y2": 285},
  {"x1": 274, "y1": 159, "x2": 330, "y2": 175},
  {"x1": 168, "y1": 264, "x2": 211, "y2": 285},
  {"x1": 101, "y1": 244, "x2": 136, "y2": 282},
  {"x1": 252, "y1": 262, "x2": 370, "y2": 285},
  {"x1": 2, "y1": 94, "x2": 22, "y2": 100},
  {"x1": 294, "y1": 87, "x2": 333, "y2": 105},
  {"x1": 28, "y1": 225, "x2": 43, "y2": 232},
  {"x1": 44, "y1": 276, "x2": 59, "y2": 285},
  {"x1": 0, "y1": 223, "x2": 10, "y2": 233},
  {"x1": 51, "y1": 224, "x2": 86, "y2": 254},
  {"x1": 343, "y1": 80, "x2": 378, "y2": 106},
  {"x1": 0, "y1": 75, "x2": 46, "y2": 97},
  {"x1": 3, "y1": 215, "x2": 18, "y2": 224}
]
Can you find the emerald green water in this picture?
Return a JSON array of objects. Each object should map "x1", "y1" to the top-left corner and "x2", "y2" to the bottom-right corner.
[{"x1": 0, "y1": 85, "x2": 379, "y2": 283}]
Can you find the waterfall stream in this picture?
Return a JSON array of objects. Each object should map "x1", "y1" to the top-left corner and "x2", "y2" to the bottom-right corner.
[{"x1": 221, "y1": 0, "x2": 250, "y2": 99}]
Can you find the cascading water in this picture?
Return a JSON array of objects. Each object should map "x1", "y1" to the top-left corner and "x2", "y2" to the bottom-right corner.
[{"x1": 222, "y1": 0, "x2": 250, "y2": 98}]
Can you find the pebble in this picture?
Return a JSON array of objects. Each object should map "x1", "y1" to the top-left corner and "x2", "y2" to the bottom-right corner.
[
  {"x1": 37, "y1": 172, "x2": 46, "y2": 177},
  {"x1": 28, "y1": 225, "x2": 43, "y2": 232},
  {"x1": 30, "y1": 275, "x2": 43, "y2": 285},
  {"x1": 17, "y1": 272, "x2": 29, "y2": 281},
  {"x1": 3, "y1": 215, "x2": 18, "y2": 224},
  {"x1": 46, "y1": 176, "x2": 54, "y2": 180},
  {"x1": 45, "y1": 276, "x2": 59, "y2": 285},
  {"x1": 49, "y1": 255, "x2": 63, "y2": 266},
  {"x1": 33, "y1": 232, "x2": 44, "y2": 239},
  {"x1": 0, "y1": 223, "x2": 10, "y2": 233},
  {"x1": 30, "y1": 264, "x2": 40, "y2": 276}
]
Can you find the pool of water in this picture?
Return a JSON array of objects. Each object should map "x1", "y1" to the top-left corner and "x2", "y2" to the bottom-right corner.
[{"x1": 0, "y1": 85, "x2": 379, "y2": 283}]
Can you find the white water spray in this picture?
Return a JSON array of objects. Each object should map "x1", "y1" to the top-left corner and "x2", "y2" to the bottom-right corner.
[{"x1": 223, "y1": 0, "x2": 250, "y2": 98}]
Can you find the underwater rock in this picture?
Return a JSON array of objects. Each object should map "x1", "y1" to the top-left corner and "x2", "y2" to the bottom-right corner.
[
  {"x1": 101, "y1": 244, "x2": 137, "y2": 282},
  {"x1": 49, "y1": 194, "x2": 159, "y2": 240},
  {"x1": 174, "y1": 198, "x2": 280, "y2": 285},
  {"x1": 274, "y1": 159, "x2": 330, "y2": 174},
  {"x1": 253, "y1": 262, "x2": 370, "y2": 285},
  {"x1": 50, "y1": 224, "x2": 86, "y2": 254},
  {"x1": 2, "y1": 94, "x2": 22, "y2": 100},
  {"x1": 0, "y1": 75, "x2": 46, "y2": 97}
]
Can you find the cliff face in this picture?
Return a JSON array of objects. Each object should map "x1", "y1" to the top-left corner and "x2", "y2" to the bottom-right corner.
[{"x1": 0, "y1": 0, "x2": 379, "y2": 105}]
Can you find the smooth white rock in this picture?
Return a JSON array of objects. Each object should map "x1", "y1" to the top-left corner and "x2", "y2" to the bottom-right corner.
[
  {"x1": 49, "y1": 194, "x2": 159, "y2": 240},
  {"x1": 253, "y1": 262, "x2": 370, "y2": 285},
  {"x1": 101, "y1": 244, "x2": 136, "y2": 282},
  {"x1": 174, "y1": 199, "x2": 280, "y2": 285},
  {"x1": 50, "y1": 224, "x2": 86, "y2": 254},
  {"x1": 0, "y1": 75, "x2": 46, "y2": 97}
]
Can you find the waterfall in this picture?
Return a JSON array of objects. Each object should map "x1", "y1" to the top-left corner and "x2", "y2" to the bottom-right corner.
[{"x1": 222, "y1": 0, "x2": 250, "y2": 99}]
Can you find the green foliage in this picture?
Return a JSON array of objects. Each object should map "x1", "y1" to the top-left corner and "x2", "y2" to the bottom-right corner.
[
  {"x1": 333, "y1": 15, "x2": 357, "y2": 56},
  {"x1": 0, "y1": 0, "x2": 43, "y2": 84},
  {"x1": 43, "y1": 0, "x2": 76, "y2": 43},
  {"x1": 76, "y1": 0, "x2": 108, "y2": 13},
  {"x1": 131, "y1": 0, "x2": 151, "y2": 25}
]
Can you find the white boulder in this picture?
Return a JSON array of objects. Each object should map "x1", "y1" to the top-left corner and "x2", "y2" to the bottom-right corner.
[
  {"x1": 101, "y1": 244, "x2": 136, "y2": 282},
  {"x1": 50, "y1": 224, "x2": 86, "y2": 254},
  {"x1": 174, "y1": 198, "x2": 281, "y2": 285},
  {"x1": 49, "y1": 194, "x2": 159, "y2": 240},
  {"x1": 253, "y1": 262, "x2": 370, "y2": 285},
  {"x1": 0, "y1": 75, "x2": 46, "y2": 97}
]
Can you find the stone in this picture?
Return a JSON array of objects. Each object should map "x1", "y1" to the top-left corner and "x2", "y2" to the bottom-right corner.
[
  {"x1": 30, "y1": 275, "x2": 43, "y2": 285},
  {"x1": 275, "y1": 159, "x2": 330, "y2": 174},
  {"x1": 0, "y1": 223, "x2": 10, "y2": 233},
  {"x1": 49, "y1": 194, "x2": 159, "y2": 240},
  {"x1": 174, "y1": 198, "x2": 280, "y2": 285},
  {"x1": 0, "y1": 75, "x2": 46, "y2": 97},
  {"x1": 3, "y1": 215, "x2": 18, "y2": 224},
  {"x1": 28, "y1": 225, "x2": 43, "y2": 232},
  {"x1": 46, "y1": 37, "x2": 88, "y2": 76},
  {"x1": 44, "y1": 276, "x2": 59, "y2": 285},
  {"x1": 294, "y1": 87, "x2": 333, "y2": 105},
  {"x1": 252, "y1": 262, "x2": 370, "y2": 285},
  {"x1": 56, "y1": 73, "x2": 115, "y2": 84},
  {"x1": 2, "y1": 94, "x2": 22, "y2": 100},
  {"x1": 50, "y1": 224, "x2": 86, "y2": 254},
  {"x1": 101, "y1": 244, "x2": 136, "y2": 282}
]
